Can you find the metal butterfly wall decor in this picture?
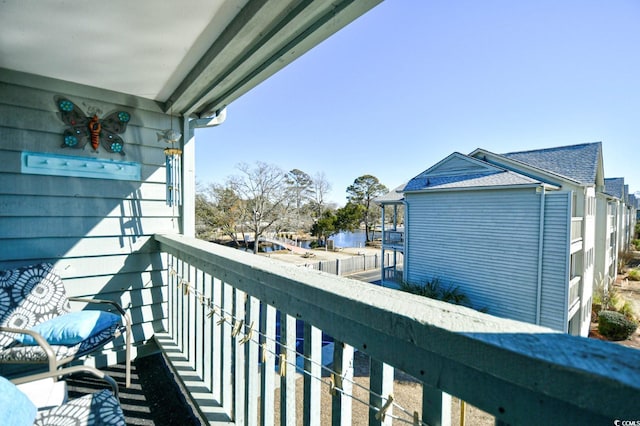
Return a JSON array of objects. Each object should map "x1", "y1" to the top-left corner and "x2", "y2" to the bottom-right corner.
[{"x1": 56, "y1": 97, "x2": 132, "y2": 156}]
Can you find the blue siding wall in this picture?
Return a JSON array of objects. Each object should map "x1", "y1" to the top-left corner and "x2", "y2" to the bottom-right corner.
[
  {"x1": 539, "y1": 192, "x2": 571, "y2": 331},
  {"x1": 405, "y1": 188, "x2": 544, "y2": 324},
  {"x1": 0, "y1": 71, "x2": 180, "y2": 364}
]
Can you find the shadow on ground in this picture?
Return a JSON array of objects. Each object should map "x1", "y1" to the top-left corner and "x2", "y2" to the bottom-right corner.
[{"x1": 67, "y1": 353, "x2": 201, "y2": 425}]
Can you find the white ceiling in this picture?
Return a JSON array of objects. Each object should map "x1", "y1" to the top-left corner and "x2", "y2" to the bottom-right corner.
[{"x1": 0, "y1": 0, "x2": 382, "y2": 116}]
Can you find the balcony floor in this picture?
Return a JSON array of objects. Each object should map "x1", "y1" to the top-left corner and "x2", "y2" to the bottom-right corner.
[{"x1": 66, "y1": 353, "x2": 202, "y2": 425}]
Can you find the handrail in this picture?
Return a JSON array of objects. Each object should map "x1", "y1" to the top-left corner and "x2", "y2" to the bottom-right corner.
[{"x1": 154, "y1": 233, "x2": 640, "y2": 424}]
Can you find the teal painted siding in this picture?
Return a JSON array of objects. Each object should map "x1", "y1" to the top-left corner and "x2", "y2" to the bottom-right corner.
[
  {"x1": 0, "y1": 72, "x2": 181, "y2": 364},
  {"x1": 405, "y1": 188, "x2": 543, "y2": 324}
]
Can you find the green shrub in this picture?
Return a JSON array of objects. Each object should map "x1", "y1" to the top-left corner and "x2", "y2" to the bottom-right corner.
[
  {"x1": 399, "y1": 279, "x2": 440, "y2": 299},
  {"x1": 598, "y1": 310, "x2": 638, "y2": 340},
  {"x1": 628, "y1": 268, "x2": 640, "y2": 281},
  {"x1": 620, "y1": 301, "x2": 636, "y2": 321},
  {"x1": 592, "y1": 275, "x2": 618, "y2": 311},
  {"x1": 399, "y1": 278, "x2": 470, "y2": 306}
]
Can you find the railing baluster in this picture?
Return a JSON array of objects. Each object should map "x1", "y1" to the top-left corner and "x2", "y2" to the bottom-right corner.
[
  {"x1": 177, "y1": 258, "x2": 186, "y2": 353},
  {"x1": 233, "y1": 289, "x2": 247, "y2": 425},
  {"x1": 280, "y1": 313, "x2": 297, "y2": 426},
  {"x1": 303, "y1": 324, "x2": 322, "y2": 426},
  {"x1": 189, "y1": 265, "x2": 199, "y2": 373},
  {"x1": 245, "y1": 296, "x2": 260, "y2": 423},
  {"x1": 221, "y1": 282, "x2": 233, "y2": 414},
  {"x1": 202, "y1": 272, "x2": 213, "y2": 391},
  {"x1": 369, "y1": 359, "x2": 393, "y2": 426},
  {"x1": 260, "y1": 303, "x2": 276, "y2": 425},
  {"x1": 166, "y1": 254, "x2": 175, "y2": 337},
  {"x1": 331, "y1": 341, "x2": 354, "y2": 426},
  {"x1": 422, "y1": 383, "x2": 452, "y2": 426},
  {"x1": 210, "y1": 277, "x2": 222, "y2": 401}
]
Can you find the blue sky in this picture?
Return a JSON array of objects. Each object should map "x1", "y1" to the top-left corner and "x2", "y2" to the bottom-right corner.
[{"x1": 195, "y1": 0, "x2": 640, "y2": 205}]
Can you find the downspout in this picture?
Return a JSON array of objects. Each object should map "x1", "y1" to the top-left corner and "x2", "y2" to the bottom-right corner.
[
  {"x1": 403, "y1": 199, "x2": 409, "y2": 284},
  {"x1": 381, "y1": 204, "x2": 386, "y2": 286},
  {"x1": 535, "y1": 185, "x2": 546, "y2": 325},
  {"x1": 181, "y1": 108, "x2": 228, "y2": 237}
]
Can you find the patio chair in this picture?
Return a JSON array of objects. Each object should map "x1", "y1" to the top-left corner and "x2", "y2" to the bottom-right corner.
[
  {"x1": 1, "y1": 365, "x2": 125, "y2": 425},
  {"x1": 0, "y1": 262, "x2": 131, "y2": 387}
]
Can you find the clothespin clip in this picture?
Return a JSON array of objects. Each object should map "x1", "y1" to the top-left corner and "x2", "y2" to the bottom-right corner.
[
  {"x1": 329, "y1": 373, "x2": 338, "y2": 396},
  {"x1": 329, "y1": 373, "x2": 342, "y2": 396},
  {"x1": 182, "y1": 281, "x2": 190, "y2": 296},
  {"x1": 169, "y1": 268, "x2": 178, "y2": 276},
  {"x1": 261, "y1": 343, "x2": 267, "y2": 363},
  {"x1": 207, "y1": 305, "x2": 218, "y2": 318},
  {"x1": 279, "y1": 354, "x2": 286, "y2": 377},
  {"x1": 216, "y1": 316, "x2": 226, "y2": 326},
  {"x1": 198, "y1": 294, "x2": 205, "y2": 305},
  {"x1": 232, "y1": 319, "x2": 244, "y2": 337},
  {"x1": 413, "y1": 411, "x2": 421, "y2": 426},
  {"x1": 375, "y1": 394, "x2": 394, "y2": 421},
  {"x1": 239, "y1": 321, "x2": 253, "y2": 345}
]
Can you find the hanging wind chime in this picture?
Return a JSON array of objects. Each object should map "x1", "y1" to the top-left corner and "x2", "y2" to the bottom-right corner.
[{"x1": 158, "y1": 107, "x2": 183, "y2": 207}]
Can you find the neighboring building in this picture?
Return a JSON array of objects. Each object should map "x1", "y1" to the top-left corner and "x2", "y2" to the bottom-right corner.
[
  {"x1": 376, "y1": 184, "x2": 406, "y2": 286},
  {"x1": 397, "y1": 142, "x2": 607, "y2": 336},
  {"x1": 597, "y1": 177, "x2": 623, "y2": 290}
]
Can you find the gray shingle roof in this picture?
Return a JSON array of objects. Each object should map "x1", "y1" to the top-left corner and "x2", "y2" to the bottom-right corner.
[
  {"x1": 404, "y1": 170, "x2": 541, "y2": 192},
  {"x1": 501, "y1": 142, "x2": 601, "y2": 185},
  {"x1": 604, "y1": 177, "x2": 625, "y2": 199},
  {"x1": 375, "y1": 183, "x2": 406, "y2": 203}
]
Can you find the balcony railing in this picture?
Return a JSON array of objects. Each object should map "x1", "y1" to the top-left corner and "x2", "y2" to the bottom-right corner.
[
  {"x1": 571, "y1": 217, "x2": 583, "y2": 242},
  {"x1": 154, "y1": 234, "x2": 640, "y2": 425},
  {"x1": 382, "y1": 230, "x2": 404, "y2": 246},
  {"x1": 569, "y1": 275, "x2": 581, "y2": 308}
]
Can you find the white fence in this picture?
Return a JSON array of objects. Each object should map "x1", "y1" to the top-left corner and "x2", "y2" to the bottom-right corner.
[{"x1": 304, "y1": 252, "x2": 404, "y2": 277}]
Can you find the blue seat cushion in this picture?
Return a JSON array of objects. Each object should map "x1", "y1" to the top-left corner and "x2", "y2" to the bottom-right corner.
[
  {"x1": 0, "y1": 376, "x2": 37, "y2": 426},
  {"x1": 16, "y1": 311, "x2": 121, "y2": 346}
]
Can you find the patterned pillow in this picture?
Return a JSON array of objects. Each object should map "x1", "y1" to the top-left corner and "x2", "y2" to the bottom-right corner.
[{"x1": 0, "y1": 263, "x2": 72, "y2": 348}]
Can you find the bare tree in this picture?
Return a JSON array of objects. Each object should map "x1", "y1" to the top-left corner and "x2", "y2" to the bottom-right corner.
[
  {"x1": 229, "y1": 162, "x2": 291, "y2": 254},
  {"x1": 309, "y1": 171, "x2": 332, "y2": 219}
]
